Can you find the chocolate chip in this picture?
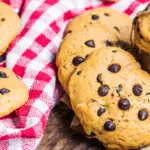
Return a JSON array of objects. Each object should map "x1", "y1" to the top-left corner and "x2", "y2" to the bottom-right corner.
[
  {"x1": 138, "y1": 110, "x2": 148, "y2": 121},
  {"x1": 104, "y1": 120, "x2": 116, "y2": 131},
  {"x1": 97, "y1": 74, "x2": 103, "y2": 84},
  {"x1": 0, "y1": 71, "x2": 7, "y2": 78},
  {"x1": 118, "y1": 98, "x2": 130, "y2": 110},
  {"x1": 108, "y1": 64, "x2": 121, "y2": 73},
  {"x1": 91, "y1": 14, "x2": 99, "y2": 20},
  {"x1": 72, "y1": 56, "x2": 84, "y2": 66},
  {"x1": 77, "y1": 71, "x2": 81, "y2": 75},
  {"x1": 84, "y1": 40, "x2": 95, "y2": 48},
  {"x1": 0, "y1": 88, "x2": 10, "y2": 95},
  {"x1": 105, "y1": 40, "x2": 113, "y2": 46},
  {"x1": 104, "y1": 13, "x2": 110, "y2": 16},
  {"x1": 112, "y1": 50, "x2": 118, "y2": 53},
  {"x1": 97, "y1": 107, "x2": 106, "y2": 116},
  {"x1": 98, "y1": 85, "x2": 109, "y2": 97},
  {"x1": 133, "y1": 85, "x2": 143, "y2": 96},
  {"x1": 133, "y1": 16, "x2": 138, "y2": 25},
  {"x1": 1, "y1": 18, "x2": 5, "y2": 22},
  {"x1": 114, "y1": 26, "x2": 120, "y2": 32},
  {"x1": 89, "y1": 132, "x2": 96, "y2": 137}
]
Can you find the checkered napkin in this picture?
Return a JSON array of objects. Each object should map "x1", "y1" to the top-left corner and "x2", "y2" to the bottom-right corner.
[{"x1": 0, "y1": 0, "x2": 149, "y2": 149}]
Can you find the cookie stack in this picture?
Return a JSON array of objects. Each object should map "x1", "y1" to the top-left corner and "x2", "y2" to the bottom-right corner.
[
  {"x1": 56, "y1": 6, "x2": 150, "y2": 150},
  {"x1": 132, "y1": 3, "x2": 150, "y2": 75},
  {"x1": 0, "y1": 2, "x2": 28, "y2": 117}
]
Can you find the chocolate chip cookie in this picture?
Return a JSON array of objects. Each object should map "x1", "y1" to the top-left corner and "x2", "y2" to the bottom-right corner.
[
  {"x1": 69, "y1": 47, "x2": 150, "y2": 149},
  {"x1": 56, "y1": 25, "x2": 118, "y2": 93},
  {"x1": 0, "y1": 68, "x2": 28, "y2": 117},
  {"x1": 65, "y1": 7, "x2": 132, "y2": 44},
  {"x1": 0, "y1": 2, "x2": 20, "y2": 55}
]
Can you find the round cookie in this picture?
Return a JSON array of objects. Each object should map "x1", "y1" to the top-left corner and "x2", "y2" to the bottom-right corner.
[
  {"x1": 0, "y1": 2, "x2": 20, "y2": 55},
  {"x1": 56, "y1": 25, "x2": 119, "y2": 93},
  {"x1": 133, "y1": 3, "x2": 150, "y2": 53},
  {"x1": 65, "y1": 7, "x2": 132, "y2": 44},
  {"x1": 69, "y1": 47, "x2": 150, "y2": 149},
  {"x1": 0, "y1": 68, "x2": 28, "y2": 117}
]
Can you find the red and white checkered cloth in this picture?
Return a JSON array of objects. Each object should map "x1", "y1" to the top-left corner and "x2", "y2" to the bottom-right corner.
[{"x1": 0, "y1": 0, "x2": 149, "y2": 149}]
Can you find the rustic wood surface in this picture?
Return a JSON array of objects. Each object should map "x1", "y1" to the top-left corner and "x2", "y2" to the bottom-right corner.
[{"x1": 36, "y1": 102, "x2": 106, "y2": 150}]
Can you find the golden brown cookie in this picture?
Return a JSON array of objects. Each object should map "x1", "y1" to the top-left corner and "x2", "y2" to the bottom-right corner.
[
  {"x1": 69, "y1": 47, "x2": 150, "y2": 149},
  {"x1": 65, "y1": 7, "x2": 132, "y2": 44},
  {"x1": 0, "y1": 2, "x2": 20, "y2": 55},
  {"x1": 56, "y1": 25, "x2": 119, "y2": 93},
  {"x1": 0, "y1": 68, "x2": 28, "y2": 117},
  {"x1": 133, "y1": 3, "x2": 150, "y2": 53}
]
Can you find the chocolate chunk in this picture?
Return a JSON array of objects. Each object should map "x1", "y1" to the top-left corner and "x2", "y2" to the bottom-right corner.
[
  {"x1": 98, "y1": 85, "x2": 109, "y2": 97},
  {"x1": 118, "y1": 98, "x2": 130, "y2": 110},
  {"x1": 0, "y1": 54, "x2": 5, "y2": 63},
  {"x1": 16, "y1": 76, "x2": 21, "y2": 80},
  {"x1": 138, "y1": 109, "x2": 148, "y2": 121},
  {"x1": 133, "y1": 85, "x2": 143, "y2": 96},
  {"x1": 85, "y1": 54, "x2": 89, "y2": 59},
  {"x1": 97, "y1": 107, "x2": 106, "y2": 116},
  {"x1": 112, "y1": 50, "x2": 118, "y2": 53},
  {"x1": 137, "y1": 26, "x2": 144, "y2": 39},
  {"x1": 104, "y1": 120, "x2": 116, "y2": 131},
  {"x1": 106, "y1": 40, "x2": 113, "y2": 47},
  {"x1": 133, "y1": 16, "x2": 138, "y2": 25},
  {"x1": 108, "y1": 64, "x2": 121, "y2": 73},
  {"x1": 72, "y1": 56, "x2": 84, "y2": 66},
  {"x1": 104, "y1": 13, "x2": 110, "y2": 16},
  {"x1": 116, "y1": 40, "x2": 131, "y2": 51},
  {"x1": 1, "y1": 18, "x2": 5, "y2": 22},
  {"x1": 146, "y1": 92, "x2": 150, "y2": 95},
  {"x1": 91, "y1": 14, "x2": 99, "y2": 20},
  {"x1": 89, "y1": 132, "x2": 96, "y2": 137},
  {"x1": 114, "y1": 26, "x2": 120, "y2": 32},
  {"x1": 116, "y1": 84, "x2": 122, "y2": 96},
  {"x1": 84, "y1": 40, "x2": 95, "y2": 48},
  {"x1": 97, "y1": 74, "x2": 103, "y2": 84},
  {"x1": 144, "y1": 4, "x2": 150, "y2": 11},
  {"x1": 77, "y1": 71, "x2": 81, "y2": 75},
  {"x1": 0, "y1": 88, "x2": 10, "y2": 95},
  {"x1": 63, "y1": 30, "x2": 72, "y2": 38},
  {"x1": 0, "y1": 71, "x2": 7, "y2": 78}
]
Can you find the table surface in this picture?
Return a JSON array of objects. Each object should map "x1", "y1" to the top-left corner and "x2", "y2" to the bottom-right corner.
[{"x1": 36, "y1": 102, "x2": 106, "y2": 150}]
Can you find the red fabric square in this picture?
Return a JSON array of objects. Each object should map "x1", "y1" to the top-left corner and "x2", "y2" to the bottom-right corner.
[
  {"x1": 46, "y1": 0, "x2": 58, "y2": 5},
  {"x1": 35, "y1": 34, "x2": 50, "y2": 47},
  {"x1": 50, "y1": 21, "x2": 60, "y2": 34},
  {"x1": 22, "y1": 49, "x2": 37, "y2": 59},
  {"x1": 13, "y1": 65, "x2": 26, "y2": 78},
  {"x1": 36, "y1": 71, "x2": 51, "y2": 81}
]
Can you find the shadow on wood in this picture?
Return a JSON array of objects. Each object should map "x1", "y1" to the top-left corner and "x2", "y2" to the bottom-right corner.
[{"x1": 36, "y1": 102, "x2": 106, "y2": 150}]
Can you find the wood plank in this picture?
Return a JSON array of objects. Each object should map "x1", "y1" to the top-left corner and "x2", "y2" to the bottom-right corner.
[{"x1": 36, "y1": 102, "x2": 106, "y2": 150}]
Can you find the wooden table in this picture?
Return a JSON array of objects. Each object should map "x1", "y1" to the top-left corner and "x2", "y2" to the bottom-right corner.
[{"x1": 36, "y1": 102, "x2": 106, "y2": 150}]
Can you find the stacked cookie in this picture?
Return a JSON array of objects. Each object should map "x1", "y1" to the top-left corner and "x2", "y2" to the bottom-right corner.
[
  {"x1": 56, "y1": 6, "x2": 150, "y2": 150},
  {"x1": 0, "y1": 3, "x2": 28, "y2": 117},
  {"x1": 56, "y1": 7, "x2": 132, "y2": 93},
  {"x1": 132, "y1": 3, "x2": 150, "y2": 75}
]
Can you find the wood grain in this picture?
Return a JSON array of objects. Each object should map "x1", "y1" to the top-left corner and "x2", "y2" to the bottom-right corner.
[{"x1": 36, "y1": 102, "x2": 106, "y2": 150}]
